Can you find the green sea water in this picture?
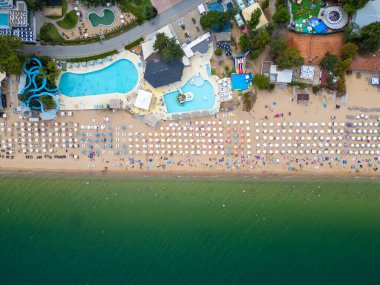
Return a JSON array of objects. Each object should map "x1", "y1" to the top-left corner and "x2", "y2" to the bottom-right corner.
[{"x1": 1, "y1": 174, "x2": 380, "y2": 285}]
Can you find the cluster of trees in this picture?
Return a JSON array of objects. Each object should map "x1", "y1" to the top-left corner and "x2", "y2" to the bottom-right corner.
[
  {"x1": 0, "y1": 36, "x2": 24, "y2": 75},
  {"x1": 320, "y1": 43, "x2": 358, "y2": 95},
  {"x1": 200, "y1": 10, "x2": 233, "y2": 32},
  {"x1": 338, "y1": 0, "x2": 369, "y2": 14},
  {"x1": 261, "y1": 0, "x2": 269, "y2": 11},
  {"x1": 253, "y1": 74, "x2": 270, "y2": 90},
  {"x1": 345, "y1": 22, "x2": 380, "y2": 54},
  {"x1": 153, "y1": 33, "x2": 184, "y2": 62},
  {"x1": 270, "y1": 39, "x2": 304, "y2": 69},
  {"x1": 272, "y1": 1, "x2": 290, "y2": 24},
  {"x1": 238, "y1": 8, "x2": 272, "y2": 59}
]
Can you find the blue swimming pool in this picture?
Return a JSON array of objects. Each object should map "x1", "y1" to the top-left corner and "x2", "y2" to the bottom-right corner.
[
  {"x1": 0, "y1": 13, "x2": 9, "y2": 27},
  {"x1": 164, "y1": 76, "x2": 216, "y2": 114},
  {"x1": 59, "y1": 59, "x2": 138, "y2": 97}
]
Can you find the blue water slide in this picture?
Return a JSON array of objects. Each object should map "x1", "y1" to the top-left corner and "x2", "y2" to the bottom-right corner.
[{"x1": 21, "y1": 57, "x2": 60, "y2": 116}]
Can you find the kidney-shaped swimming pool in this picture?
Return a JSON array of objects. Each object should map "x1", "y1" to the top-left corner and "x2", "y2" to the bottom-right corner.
[{"x1": 59, "y1": 59, "x2": 138, "y2": 97}]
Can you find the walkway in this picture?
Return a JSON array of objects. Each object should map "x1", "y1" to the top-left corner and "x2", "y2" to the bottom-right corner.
[{"x1": 22, "y1": 0, "x2": 206, "y2": 58}]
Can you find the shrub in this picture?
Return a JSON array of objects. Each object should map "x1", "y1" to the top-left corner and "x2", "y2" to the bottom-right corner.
[
  {"x1": 312, "y1": 86, "x2": 321, "y2": 94},
  {"x1": 214, "y1": 48, "x2": 223, "y2": 56},
  {"x1": 341, "y1": 42, "x2": 358, "y2": 60},
  {"x1": 253, "y1": 74, "x2": 270, "y2": 90}
]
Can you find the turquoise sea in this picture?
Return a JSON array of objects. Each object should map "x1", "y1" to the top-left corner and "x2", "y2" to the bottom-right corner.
[{"x1": 1, "y1": 174, "x2": 380, "y2": 284}]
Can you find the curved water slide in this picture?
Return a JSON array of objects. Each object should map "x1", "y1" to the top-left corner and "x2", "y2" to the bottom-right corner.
[{"x1": 21, "y1": 57, "x2": 60, "y2": 116}]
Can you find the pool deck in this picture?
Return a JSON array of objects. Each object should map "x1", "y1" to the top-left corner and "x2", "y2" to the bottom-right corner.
[
  {"x1": 144, "y1": 46, "x2": 221, "y2": 120},
  {"x1": 58, "y1": 50, "x2": 144, "y2": 111},
  {"x1": 58, "y1": 45, "x2": 221, "y2": 123}
]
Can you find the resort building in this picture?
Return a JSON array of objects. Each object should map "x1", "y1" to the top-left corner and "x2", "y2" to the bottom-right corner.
[
  {"x1": 144, "y1": 53, "x2": 185, "y2": 88},
  {"x1": 351, "y1": 50, "x2": 380, "y2": 72},
  {"x1": 182, "y1": 32, "x2": 212, "y2": 59},
  {"x1": 241, "y1": 3, "x2": 268, "y2": 30},
  {"x1": 353, "y1": 0, "x2": 380, "y2": 28},
  {"x1": 0, "y1": 1, "x2": 35, "y2": 43},
  {"x1": 0, "y1": 0, "x2": 13, "y2": 9},
  {"x1": 268, "y1": 65, "x2": 293, "y2": 85}
]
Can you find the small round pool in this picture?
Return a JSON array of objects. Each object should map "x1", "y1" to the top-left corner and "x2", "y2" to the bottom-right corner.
[{"x1": 88, "y1": 8, "x2": 115, "y2": 28}]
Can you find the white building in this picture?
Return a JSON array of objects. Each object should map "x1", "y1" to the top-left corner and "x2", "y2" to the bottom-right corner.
[{"x1": 269, "y1": 65, "x2": 293, "y2": 84}]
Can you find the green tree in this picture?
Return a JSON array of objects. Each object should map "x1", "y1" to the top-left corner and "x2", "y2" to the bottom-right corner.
[
  {"x1": 143, "y1": 5, "x2": 155, "y2": 20},
  {"x1": 354, "y1": 22, "x2": 380, "y2": 53},
  {"x1": 44, "y1": 60, "x2": 61, "y2": 85},
  {"x1": 341, "y1": 42, "x2": 358, "y2": 60},
  {"x1": 200, "y1": 11, "x2": 231, "y2": 31},
  {"x1": 153, "y1": 33, "x2": 184, "y2": 61},
  {"x1": 40, "y1": 95, "x2": 56, "y2": 109},
  {"x1": 239, "y1": 34, "x2": 251, "y2": 53},
  {"x1": 261, "y1": 0, "x2": 270, "y2": 10},
  {"x1": 270, "y1": 39, "x2": 287, "y2": 60},
  {"x1": 272, "y1": 6, "x2": 290, "y2": 24},
  {"x1": 0, "y1": 36, "x2": 23, "y2": 75},
  {"x1": 162, "y1": 39, "x2": 184, "y2": 61},
  {"x1": 320, "y1": 53, "x2": 341, "y2": 73},
  {"x1": 214, "y1": 48, "x2": 223, "y2": 56},
  {"x1": 247, "y1": 8, "x2": 262, "y2": 31},
  {"x1": 26, "y1": 0, "x2": 43, "y2": 11},
  {"x1": 153, "y1": 33, "x2": 170, "y2": 51},
  {"x1": 253, "y1": 74, "x2": 270, "y2": 90},
  {"x1": 275, "y1": 48, "x2": 304, "y2": 69},
  {"x1": 250, "y1": 30, "x2": 270, "y2": 50},
  {"x1": 339, "y1": 0, "x2": 370, "y2": 14}
]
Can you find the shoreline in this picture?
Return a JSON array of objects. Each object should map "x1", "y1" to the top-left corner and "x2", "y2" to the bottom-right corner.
[{"x1": 1, "y1": 166, "x2": 379, "y2": 181}]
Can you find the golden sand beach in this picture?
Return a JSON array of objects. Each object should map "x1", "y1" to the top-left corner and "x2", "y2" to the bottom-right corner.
[{"x1": 1, "y1": 70, "x2": 380, "y2": 176}]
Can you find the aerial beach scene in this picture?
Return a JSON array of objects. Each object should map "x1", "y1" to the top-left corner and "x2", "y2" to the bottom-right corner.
[{"x1": 1, "y1": 0, "x2": 380, "y2": 283}]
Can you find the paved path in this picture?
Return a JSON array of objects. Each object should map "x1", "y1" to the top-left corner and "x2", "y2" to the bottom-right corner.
[{"x1": 22, "y1": 0, "x2": 206, "y2": 58}]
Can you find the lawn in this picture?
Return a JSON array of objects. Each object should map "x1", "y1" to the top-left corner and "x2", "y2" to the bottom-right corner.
[
  {"x1": 57, "y1": 10, "x2": 78, "y2": 29},
  {"x1": 291, "y1": 0, "x2": 321, "y2": 21},
  {"x1": 119, "y1": 0, "x2": 152, "y2": 20},
  {"x1": 39, "y1": 23, "x2": 64, "y2": 43}
]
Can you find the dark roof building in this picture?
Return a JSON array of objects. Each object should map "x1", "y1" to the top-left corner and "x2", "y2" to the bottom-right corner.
[{"x1": 144, "y1": 53, "x2": 184, "y2": 88}]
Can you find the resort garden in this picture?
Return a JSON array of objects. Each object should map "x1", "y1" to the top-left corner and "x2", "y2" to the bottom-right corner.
[{"x1": 39, "y1": 0, "x2": 156, "y2": 44}]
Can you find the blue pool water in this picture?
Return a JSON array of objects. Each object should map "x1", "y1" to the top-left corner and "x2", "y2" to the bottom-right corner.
[
  {"x1": 208, "y1": 2, "x2": 224, "y2": 12},
  {"x1": 205, "y1": 64, "x2": 212, "y2": 76},
  {"x1": 0, "y1": 13, "x2": 9, "y2": 26},
  {"x1": 59, "y1": 59, "x2": 138, "y2": 97},
  {"x1": 164, "y1": 76, "x2": 216, "y2": 114}
]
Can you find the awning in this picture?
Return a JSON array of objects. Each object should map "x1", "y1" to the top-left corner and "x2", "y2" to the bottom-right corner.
[
  {"x1": 198, "y1": 4, "x2": 206, "y2": 14},
  {"x1": 135, "y1": 90, "x2": 153, "y2": 111},
  {"x1": 297, "y1": 94, "x2": 309, "y2": 101}
]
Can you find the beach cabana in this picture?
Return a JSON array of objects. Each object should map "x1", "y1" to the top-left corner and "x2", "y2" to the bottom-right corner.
[{"x1": 135, "y1": 90, "x2": 153, "y2": 111}]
